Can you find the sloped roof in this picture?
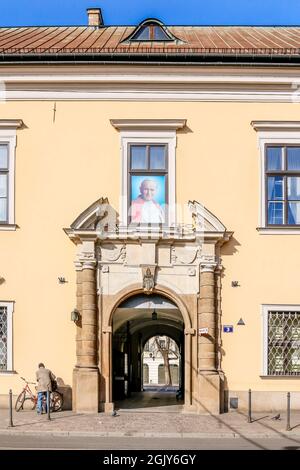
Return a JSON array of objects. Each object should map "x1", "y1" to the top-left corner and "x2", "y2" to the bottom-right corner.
[{"x1": 1, "y1": 25, "x2": 300, "y2": 60}]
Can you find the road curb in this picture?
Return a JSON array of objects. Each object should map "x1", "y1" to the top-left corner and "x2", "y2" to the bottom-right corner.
[{"x1": 1, "y1": 429, "x2": 300, "y2": 439}]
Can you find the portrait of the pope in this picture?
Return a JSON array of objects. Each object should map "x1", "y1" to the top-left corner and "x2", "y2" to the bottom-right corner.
[{"x1": 130, "y1": 177, "x2": 165, "y2": 224}]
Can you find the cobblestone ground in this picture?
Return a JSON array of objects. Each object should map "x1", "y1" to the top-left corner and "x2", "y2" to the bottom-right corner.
[{"x1": 1, "y1": 409, "x2": 300, "y2": 438}]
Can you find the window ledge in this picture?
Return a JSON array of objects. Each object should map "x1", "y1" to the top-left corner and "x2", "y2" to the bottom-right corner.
[
  {"x1": 0, "y1": 224, "x2": 17, "y2": 232},
  {"x1": 257, "y1": 227, "x2": 300, "y2": 235},
  {"x1": 260, "y1": 375, "x2": 300, "y2": 379},
  {"x1": 0, "y1": 370, "x2": 17, "y2": 375}
]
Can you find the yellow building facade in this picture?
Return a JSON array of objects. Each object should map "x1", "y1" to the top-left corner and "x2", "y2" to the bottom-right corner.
[{"x1": 0, "y1": 12, "x2": 300, "y2": 413}]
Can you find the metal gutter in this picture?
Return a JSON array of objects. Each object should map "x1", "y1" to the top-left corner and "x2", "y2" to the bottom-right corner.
[{"x1": 1, "y1": 51, "x2": 300, "y2": 66}]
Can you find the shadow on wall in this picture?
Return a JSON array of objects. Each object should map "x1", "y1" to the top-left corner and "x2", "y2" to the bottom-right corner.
[{"x1": 57, "y1": 377, "x2": 72, "y2": 410}]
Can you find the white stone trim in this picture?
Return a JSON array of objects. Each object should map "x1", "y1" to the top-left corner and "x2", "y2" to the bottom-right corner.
[
  {"x1": 257, "y1": 228, "x2": 300, "y2": 235},
  {"x1": 3, "y1": 68, "x2": 300, "y2": 102},
  {"x1": 252, "y1": 124, "x2": 300, "y2": 229},
  {"x1": 116, "y1": 127, "x2": 178, "y2": 227},
  {"x1": 110, "y1": 119, "x2": 186, "y2": 131},
  {"x1": 252, "y1": 121, "x2": 300, "y2": 132},
  {"x1": 0, "y1": 301, "x2": 14, "y2": 372},
  {"x1": 261, "y1": 304, "x2": 300, "y2": 376},
  {"x1": 0, "y1": 120, "x2": 23, "y2": 228}
]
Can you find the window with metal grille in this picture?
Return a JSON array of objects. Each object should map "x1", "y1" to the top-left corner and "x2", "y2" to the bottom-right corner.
[
  {"x1": 0, "y1": 306, "x2": 8, "y2": 370},
  {"x1": 268, "y1": 310, "x2": 300, "y2": 375}
]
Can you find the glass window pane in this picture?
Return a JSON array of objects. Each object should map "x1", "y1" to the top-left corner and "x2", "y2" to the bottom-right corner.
[
  {"x1": 288, "y1": 202, "x2": 300, "y2": 224},
  {"x1": 288, "y1": 177, "x2": 300, "y2": 200},
  {"x1": 131, "y1": 146, "x2": 147, "y2": 170},
  {"x1": 287, "y1": 147, "x2": 300, "y2": 170},
  {"x1": 153, "y1": 26, "x2": 170, "y2": 40},
  {"x1": 150, "y1": 146, "x2": 166, "y2": 169},
  {"x1": 0, "y1": 175, "x2": 7, "y2": 198},
  {"x1": 0, "y1": 198, "x2": 7, "y2": 222},
  {"x1": 268, "y1": 176, "x2": 283, "y2": 200},
  {"x1": 132, "y1": 26, "x2": 150, "y2": 40},
  {"x1": 268, "y1": 202, "x2": 284, "y2": 225},
  {"x1": 267, "y1": 147, "x2": 282, "y2": 170},
  {"x1": 0, "y1": 145, "x2": 8, "y2": 169}
]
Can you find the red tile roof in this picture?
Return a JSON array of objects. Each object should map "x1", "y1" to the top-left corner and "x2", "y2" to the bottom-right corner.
[{"x1": 1, "y1": 26, "x2": 300, "y2": 58}]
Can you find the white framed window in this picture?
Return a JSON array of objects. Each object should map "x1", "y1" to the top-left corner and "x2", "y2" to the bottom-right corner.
[
  {"x1": 110, "y1": 119, "x2": 186, "y2": 227},
  {"x1": 0, "y1": 120, "x2": 23, "y2": 230},
  {"x1": 0, "y1": 301, "x2": 14, "y2": 372},
  {"x1": 262, "y1": 304, "x2": 300, "y2": 376},
  {"x1": 252, "y1": 121, "x2": 300, "y2": 234}
]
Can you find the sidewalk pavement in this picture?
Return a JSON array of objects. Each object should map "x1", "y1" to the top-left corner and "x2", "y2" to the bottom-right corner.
[{"x1": 1, "y1": 408, "x2": 300, "y2": 439}]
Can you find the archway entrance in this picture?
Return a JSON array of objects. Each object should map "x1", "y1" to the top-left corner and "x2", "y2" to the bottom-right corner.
[{"x1": 112, "y1": 293, "x2": 184, "y2": 410}]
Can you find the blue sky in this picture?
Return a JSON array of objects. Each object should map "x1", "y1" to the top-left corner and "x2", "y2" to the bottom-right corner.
[{"x1": 1, "y1": 0, "x2": 300, "y2": 27}]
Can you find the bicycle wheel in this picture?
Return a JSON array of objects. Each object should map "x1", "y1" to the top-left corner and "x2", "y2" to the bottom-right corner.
[
  {"x1": 15, "y1": 391, "x2": 26, "y2": 411},
  {"x1": 50, "y1": 391, "x2": 63, "y2": 412}
]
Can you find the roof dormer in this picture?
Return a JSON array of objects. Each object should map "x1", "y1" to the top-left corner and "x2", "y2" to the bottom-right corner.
[{"x1": 125, "y1": 18, "x2": 177, "y2": 42}]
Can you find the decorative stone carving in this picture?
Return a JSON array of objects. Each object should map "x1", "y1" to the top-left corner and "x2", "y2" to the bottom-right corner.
[
  {"x1": 99, "y1": 244, "x2": 126, "y2": 263},
  {"x1": 171, "y1": 246, "x2": 177, "y2": 263},
  {"x1": 143, "y1": 268, "x2": 154, "y2": 294},
  {"x1": 188, "y1": 267, "x2": 196, "y2": 276},
  {"x1": 141, "y1": 265, "x2": 157, "y2": 294},
  {"x1": 200, "y1": 254, "x2": 217, "y2": 264},
  {"x1": 200, "y1": 262, "x2": 217, "y2": 273},
  {"x1": 172, "y1": 246, "x2": 199, "y2": 265},
  {"x1": 188, "y1": 200, "x2": 227, "y2": 233}
]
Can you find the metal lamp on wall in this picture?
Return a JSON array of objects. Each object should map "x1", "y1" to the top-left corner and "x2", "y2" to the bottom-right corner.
[{"x1": 71, "y1": 308, "x2": 80, "y2": 322}]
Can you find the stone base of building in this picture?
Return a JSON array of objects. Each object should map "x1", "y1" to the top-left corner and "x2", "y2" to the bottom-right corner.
[
  {"x1": 72, "y1": 367, "x2": 99, "y2": 413},
  {"x1": 227, "y1": 390, "x2": 300, "y2": 412},
  {"x1": 104, "y1": 402, "x2": 115, "y2": 413},
  {"x1": 197, "y1": 373, "x2": 221, "y2": 414}
]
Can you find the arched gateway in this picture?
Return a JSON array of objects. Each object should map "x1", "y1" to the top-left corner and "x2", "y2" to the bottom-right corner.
[{"x1": 65, "y1": 199, "x2": 232, "y2": 414}]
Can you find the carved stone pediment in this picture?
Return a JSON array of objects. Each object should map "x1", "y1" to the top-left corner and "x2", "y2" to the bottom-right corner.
[
  {"x1": 70, "y1": 198, "x2": 117, "y2": 231},
  {"x1": 188, "y1": 200, "x2": 226, "y2": 233}
]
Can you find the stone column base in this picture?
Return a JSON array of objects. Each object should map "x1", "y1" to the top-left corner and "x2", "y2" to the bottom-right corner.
[
  {"x1": 72, "y1": 367, "x2": 78, "y2": 411},
  {"x1": 73, "y1": 367, "x2": 99, "y2": 413},
  {"x1": 183, "y1": 404, "x2": 197, "y2": 414},
  {"x1": 104, "y1": 402, "x2": 114, "y2": 413},
  {"x1": 197, "y1": 373, "x2": 221, "y2": 414}
]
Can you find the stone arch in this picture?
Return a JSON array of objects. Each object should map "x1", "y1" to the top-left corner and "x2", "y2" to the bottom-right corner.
[
  {"x1": 102, "y1": 283, "x2": 194, "y2": 411},
  {"x1": 106, "y1": 283, "x2": 192, "y2": 330}
]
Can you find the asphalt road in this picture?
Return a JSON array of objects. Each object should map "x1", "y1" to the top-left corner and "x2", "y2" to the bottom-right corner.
[{"x1": 0, "y1": 434, "x2": 300, "y2": 450}]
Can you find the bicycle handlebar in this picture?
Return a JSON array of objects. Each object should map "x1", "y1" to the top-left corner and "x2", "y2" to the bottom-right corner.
[{"x1": 20, "y1": 376, "x2": 36, "y2": 385}]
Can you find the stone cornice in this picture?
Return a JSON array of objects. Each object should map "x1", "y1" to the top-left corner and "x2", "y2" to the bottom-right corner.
[
  {"x1": 251, "y1": 121, "x2": 300, "y2": 132},
  {"x1": 64, "y1": 226, "x2": 232, "y2": 245},
  {"x1": 0, "y1": 119, "x2": 24, "y2": 129},
  {"x1": 110, "y1": 119, "x2": 186, "y2": 131}
]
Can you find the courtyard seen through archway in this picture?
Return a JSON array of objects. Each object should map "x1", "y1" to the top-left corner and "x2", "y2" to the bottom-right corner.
[{"x1": 112, "y1": 294, "x2": 184, "y2": 411}]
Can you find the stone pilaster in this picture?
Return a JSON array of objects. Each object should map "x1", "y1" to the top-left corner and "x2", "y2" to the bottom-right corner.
[
  {"x1": 72, "y1": 261, "x2": 83, "y2": 410},
  {"x1": 198, "y1": 262, "x2": 221, "y2": 414},
  {"x1": 75, "y1": 262, "x2": 83, "y2": 367},
  {"x1": 80, "y1": 261, "x2": 98, "y2": 368},
  {"x1": 102, "y1": 326, "x2": 114, "y2": 413},
  {"x1": 74, "y1": 246, "x2": 99, "y2": 413}
]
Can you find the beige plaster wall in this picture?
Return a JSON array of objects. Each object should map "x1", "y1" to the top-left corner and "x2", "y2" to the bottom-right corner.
[{"x1": 0, "y1": 100, "x2": 299, "y2": 400}]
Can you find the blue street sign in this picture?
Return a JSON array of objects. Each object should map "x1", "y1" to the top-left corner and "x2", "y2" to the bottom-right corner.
[{"x1": 223, "y1": 325, "x2": 233, "y2": 333}]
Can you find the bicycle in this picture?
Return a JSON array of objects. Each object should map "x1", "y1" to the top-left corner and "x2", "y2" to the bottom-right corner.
[{"x1": 15, "y1": 376, "x2": 63, "y2": 412}]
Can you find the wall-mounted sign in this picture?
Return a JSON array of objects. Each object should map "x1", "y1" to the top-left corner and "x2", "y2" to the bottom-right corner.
[
  {"x1": 198, "y1": 327, "x2": 209, "y2": 335},
  {"x1": 223, "y1": 325, "x2": 233, "y2": 333}
]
